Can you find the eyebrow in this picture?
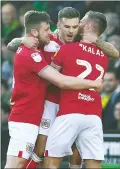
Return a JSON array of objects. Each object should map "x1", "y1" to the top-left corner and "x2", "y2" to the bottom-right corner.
[
  {"x1": 64, "y1": 24, "x2": 78, "y2": 27},
  {"x1": 73, "y1": 25, "x2": 79, "y2": 27}
]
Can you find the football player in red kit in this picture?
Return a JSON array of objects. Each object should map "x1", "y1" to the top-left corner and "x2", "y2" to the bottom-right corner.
[{"x1": 43, "y1": 11, "x2": 110, "y2": 169}]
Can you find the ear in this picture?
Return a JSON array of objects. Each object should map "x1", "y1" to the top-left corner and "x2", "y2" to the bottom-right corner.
[
  {"x1": 31, "y1": 29, "x2": 38, "y2": 37},
  {"x1": 87, "y1": 22, "x2": 92, "y2": 29}
]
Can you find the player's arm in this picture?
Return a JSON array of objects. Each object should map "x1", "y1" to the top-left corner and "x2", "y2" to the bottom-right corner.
[
  {"x1": 39, "y1": 66, "x2": 103, "y2": 92},
  {"x1": 50, "y1": 61, "x2": 61, "y2": 72},
  {"x1": 7, "y1": 38, "x2": 23, "y2": 51},
  {"x1": 29, "y1": 48, "x2": 102, "y2": 92},
  {"x1": 7, "y1": 37, "x2": 38, "y2": 52},
  {"x1": 39, "y1": 47, "x2": 102, "y2": 92},
  {"x1": 96, "y1": 39, "x2": 119, "y2": 59}
]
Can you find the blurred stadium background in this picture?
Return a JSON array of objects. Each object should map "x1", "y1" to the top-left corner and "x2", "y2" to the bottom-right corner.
[{"x1": 1, "y1": 0, "x2": 120, "y2": 168}]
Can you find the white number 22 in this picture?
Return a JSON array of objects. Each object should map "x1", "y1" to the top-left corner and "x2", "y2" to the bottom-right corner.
[{"x1": 76, "y1": 59, "x2": 104, "y2": 80}]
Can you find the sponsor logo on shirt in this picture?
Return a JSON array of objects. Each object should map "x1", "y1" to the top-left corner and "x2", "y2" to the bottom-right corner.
[
  {"x1": 78, "y1": 92, "x2": 94, "y2": 101},
  {"x1": 26, "y1": 142, "x2": 34, "y2": 153},
  {"x1": 41, "y1": 119, "x2": 51, "y2": 129},
  {"x1": 31, "y1": 53, "x2": 42, "y2": 62}
]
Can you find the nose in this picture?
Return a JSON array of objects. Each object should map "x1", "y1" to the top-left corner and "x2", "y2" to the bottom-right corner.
[{"x1": 69, "y1": 27, "x2": 74, "y2": 34}]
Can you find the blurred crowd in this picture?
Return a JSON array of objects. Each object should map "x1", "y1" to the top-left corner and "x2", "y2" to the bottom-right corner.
[{"x1": 1, "y1": 1, "x2": 120, "y2": 132}]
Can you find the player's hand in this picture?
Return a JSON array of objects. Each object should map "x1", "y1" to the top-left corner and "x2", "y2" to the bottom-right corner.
[
  {"x1": 94, "y1": 79, "x2": 103, "y2": 93},
  {"x1": 52, "y1": 29, "x2": 59, "y2": 39},
  {"x1": 22, "y1": 37, "x2": 39, "y2": 49}
]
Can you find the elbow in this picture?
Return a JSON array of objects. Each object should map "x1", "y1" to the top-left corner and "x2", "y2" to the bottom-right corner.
[{"x1": 7, "y1": 43, "x2": 15, "y2": 51}]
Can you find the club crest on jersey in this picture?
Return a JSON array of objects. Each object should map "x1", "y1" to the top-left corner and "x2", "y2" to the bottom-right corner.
[
  {"x1": 31, "y1": 53, "x2": 42, "y2": 62},
  {"x1": 26, "y1": 142, "x2": 34, "y2": 153},
  {"x1": 41, "y1": 119, "x2": 51, "y2": 129}
]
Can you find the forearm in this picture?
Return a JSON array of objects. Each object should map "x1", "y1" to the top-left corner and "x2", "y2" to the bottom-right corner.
[
  {"x1": 46, "y1": 75, "x2": 96, "y2": 90},
  {"x1": 7, "y1": 38, "x2": 23, "y2": 52},
  {"x1": 40, "y1": 66, "x2": 100, "y2": 91},
  {"x1": 96, "y1": 39, "x2": 119, "y2": 59},
  {"x1": 60, "y1": 76, "x2": 97, "y2": 90}
]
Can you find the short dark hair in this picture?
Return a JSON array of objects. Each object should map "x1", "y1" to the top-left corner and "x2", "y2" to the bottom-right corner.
[
  {"x1": 24, "y1": 10, "x2": 51, "y2": 33},
  {"x1": 85, "y1": 11, "x2": 107, "y2": 35},
  {"x1": 58, "y1": 7, "x2": 80, "y2": 21}
]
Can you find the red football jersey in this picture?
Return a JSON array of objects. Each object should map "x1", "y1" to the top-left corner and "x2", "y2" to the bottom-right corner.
[
  {"x1": 9, "y1": 45, "x2": 48, "y2": 125},
  {"x1": 42, "y1": 35, "x2": 64, "y2": 104},
  {"x1": 52, "y1": 42, "x2": 109, "y2": 118}
]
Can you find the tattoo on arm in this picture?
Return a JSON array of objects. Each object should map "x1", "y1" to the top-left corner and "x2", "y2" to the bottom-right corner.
[
  {"x1": 96, "y1": 39, "x2": 119, "y2": 59},
  {"x1": 7, "y1": 38, "x2": 23, "y2": 52}
]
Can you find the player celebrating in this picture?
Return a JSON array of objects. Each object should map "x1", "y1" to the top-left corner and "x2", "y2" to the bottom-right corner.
[
  {"x1": 7, "y1": 7, "x2": 82, "y2": 169},
  {"x1": 7, "y1": 7, "x2": 119, "y2": 169},
  {"x1": 43, "y1": 11, "x2": 111, "y2": 169},
  {"x1": 5, "y1": 10, "x2": 103, "y2": 169}
]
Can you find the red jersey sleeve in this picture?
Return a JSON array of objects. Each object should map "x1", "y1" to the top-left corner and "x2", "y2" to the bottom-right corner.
[{"x1": 27, "y1": 51, "x2": 49, "y2": 74}]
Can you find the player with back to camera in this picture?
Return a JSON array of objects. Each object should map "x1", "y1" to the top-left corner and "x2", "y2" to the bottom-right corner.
[{"x1": 43, "y1": 11, "x2": 111, "y2": 169}]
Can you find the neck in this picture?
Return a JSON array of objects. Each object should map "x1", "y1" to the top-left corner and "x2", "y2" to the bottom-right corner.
[
  {"x1": 26, "y1": 33, "x2": 32, "y2": 37},
  {"x1": 59, "y1": 32, "x2": 65, "y2": 44},
  {"x1": 25, "y1": 33, "x2": 38, "y2": 50},
  {"x1": 81, "y1": 32, "x2": 99, "y2": 44}
]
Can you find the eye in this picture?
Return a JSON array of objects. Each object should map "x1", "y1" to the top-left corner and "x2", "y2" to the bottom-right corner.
[
  {"x1": 45, "y1": 27, "x2": 50, "y2": 31},
  {"x1": 64, "y1": 25, "x2": 70, "y2": 28},
  {"x1": 73, "y1": 26, "x2": 78, "y2": 29}
]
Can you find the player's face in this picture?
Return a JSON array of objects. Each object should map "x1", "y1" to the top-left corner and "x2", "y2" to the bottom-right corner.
[
  {"x1": 58, "y1": 18, "x2": 79, "y2": 43},
  {"x1": 79, "y1": 15, "x2": 89, "y2": 34},
  {"x1": 79, "y1": 15, "x2": 95, "y2": 35},
  {"x1": 38, "y1": 22, "x2": 51, "y2": 44}
]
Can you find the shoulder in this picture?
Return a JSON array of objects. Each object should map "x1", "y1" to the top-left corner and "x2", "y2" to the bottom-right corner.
[
  {"x1": 16, "y1": 45, "x2": 38, "y2": 56},
  {"x1": 60, "y1": 42, "x2": 79, "y2": 52},
  {"x1": 15, "y1": 45, "x2": 43, "y2": 62},
  {"x1": 15, "y1": 45, "x2": 31, "y2": 57}
]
